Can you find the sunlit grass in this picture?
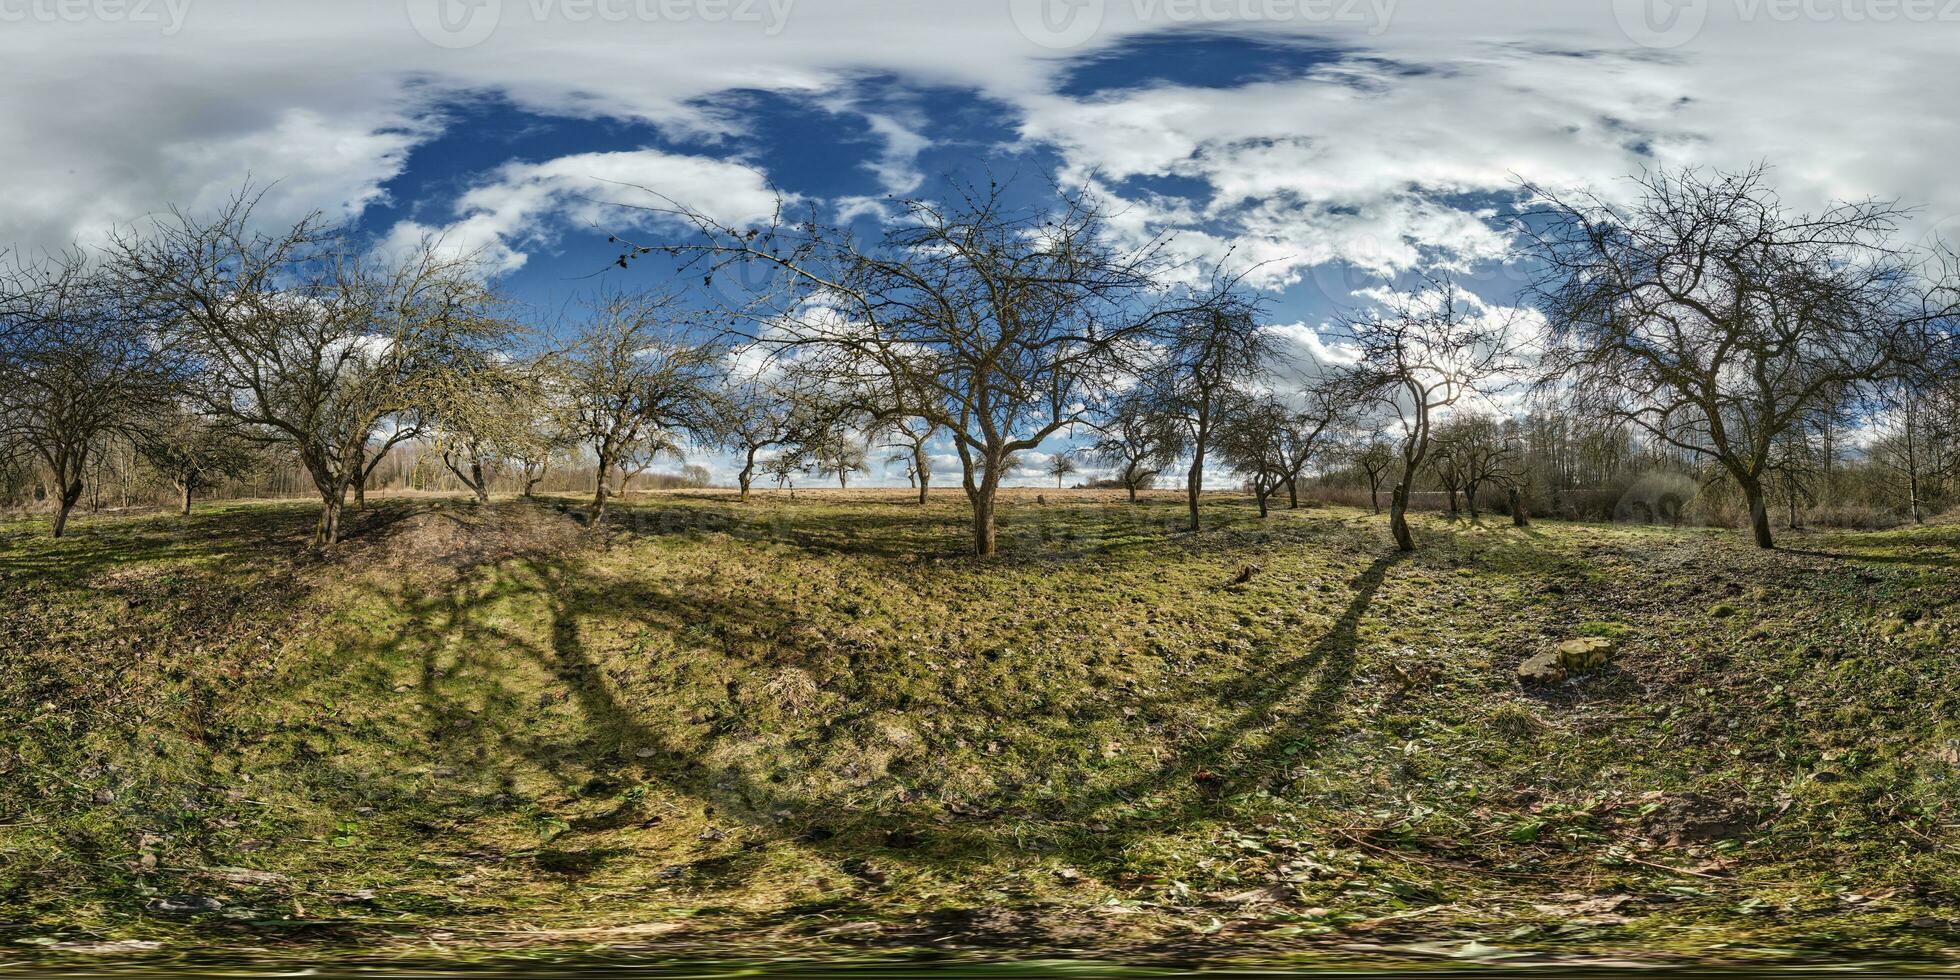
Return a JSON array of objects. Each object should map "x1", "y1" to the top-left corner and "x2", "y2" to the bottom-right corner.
[{"x1": 3, "y1": 491, "x2": 1957, "y2": 965}]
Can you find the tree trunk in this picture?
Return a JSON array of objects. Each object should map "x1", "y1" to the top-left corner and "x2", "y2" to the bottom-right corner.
[
  {"x1": 970, "y1": 489, "x2": 997, "y2": 556},
  {"x1": 352, "y1": 446, "x2": 368, "y2": 509},
  {"x1": 1465, "y1": 485, "x2": 1480, "y2": 520},
  {"x1": 967, "y1": 462, "x2": 1001, "y2": 557},
  {"x1": 1126, "y1": 480, "x2": 1138, "y2": 504},
  {"x1": 1389, "y1": 479, "x2": 1415, "y2": 552},
  {"x1": 1286, "y1": 477, "x2": 1299, "y2": 509},
  {"x1": 1255, "y1": 482, "x2": 1270, "y2": 518},
  {"x1": 1446, "y1": 488, "x2": 1460, "y2": 520},
  {"x1": 1739, "y1": 475, "x2": 1774, "y2": 549},
  {"x1": 1185, "y1": 441, "x2": 1205, "y2": 533},
  {"x1": 180, "y1": 480, "x2": 194, "y2": 517},
  {"x1": 1509, "y1": 487, "x2": 1529, "y2": 528},
  {"x1": 916, "y1": 445, "x2": 930, "y2": 505},
  {"x1": 591, "y1": 449, "x2": 614, "y2": 526},
  {"x1": 313, "y1": 483, "x2": 346, "y2": 549},
  {"x1": 737, "y1": 448, "x2": 758, "y2": 502},
  {"x1": 471, "y1": 459, "x2": 489, "y2": 504},
  {"x1": 51, "y1": 478, "x2": 83, "y2": 539}
]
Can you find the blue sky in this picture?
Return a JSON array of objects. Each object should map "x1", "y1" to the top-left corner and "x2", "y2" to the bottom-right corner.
[{"x1": 6, "y1": 1, "x2": 1959, "y2": 485}]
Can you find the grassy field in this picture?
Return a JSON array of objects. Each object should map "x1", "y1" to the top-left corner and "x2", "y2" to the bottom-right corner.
[{"x1": 2, "y1": 489, "x2": 1958, "y2": 970}]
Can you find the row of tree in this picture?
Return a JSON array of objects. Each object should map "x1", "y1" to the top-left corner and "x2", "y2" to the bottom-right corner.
[
  {"x1": 0, "y1": 194, "x2": 723, "y2": 545},
  {"x1": 4, "y1": 165, "x2": 1957, "y2": 553}
]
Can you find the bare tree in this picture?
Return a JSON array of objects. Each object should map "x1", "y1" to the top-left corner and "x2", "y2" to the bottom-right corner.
[
  {"x1": 507, "y1": 354, "x2": 578, "y2": 498},
  {"x1": 1433, "y1": 412, "x2": 1513, "y2": 520},
  {"x1": 113, "y1": 190, "x2": 499, "y2": 547},
  {"x1": 1152, "y1": 295, "x2": 1275, "y2": 532},
  {"x1": 762, "y1": 449, "x2": 802, "y2": 496},
  {"x1": 351, "y1": 417, "x2": 425, "y2": 510},
  {"x1": 1216, "y1": 396, "x2": 1291, "y2": 518},
  {"x1": 1869, "y1": 380, "x2": 1958, "y2": 523},
  {"x1": 874, "y1": 414, "x2": 939, "y2": 504},
  {"x1": 1046, "y1": 451, "x2": 1079, "y2": 488},
  {"x1": 1498, "y1": 421, "x2": 1535, "y2": 528},
  {"x1": 802, "y1": 423, "x2": 870, "y2": 489},
  {"x1": 425, "y1": 339, "x2": 536, "y2": 504},
  {"x1": 1089, "y1": 392, "x2": 1177, "y2": 503},
  {"x1": 134, "y1": 402, "x2": 257, "y2": 516},
  {"x1": 1275, "y1": 384, "x2": 1356, "y2": 509},
  {"x1": 615, "y1": 430, "x2": 686, "y2": 498},
  {"x1": 1522, "y1": 165, "x2": 1955, "y2": 548},
  {"x1": 701, "y1": 370, "x2": 797, "y2": 501},
  {"x1": 0, "y1": 250, "x2": 179, "y2": 537},
  {"x1": 1341, "y1": 275, "x2": 1524, "y2": 551},
  {"x1": 1354, "y1": 438, "x2": 1393, "y2": 515},
  {"x1": 555, "y1": 290, "x2": 718, "y2": 525},
  {"x1": 1429, "y1": 428, "x2": 1470, "y2": 520},
  {"x1": 626, "y1": 181, "x2": 1214, "y2": 556}
]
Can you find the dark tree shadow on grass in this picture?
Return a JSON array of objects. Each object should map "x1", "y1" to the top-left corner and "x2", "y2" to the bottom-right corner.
[
  {"x1": 1060, "y1": 552, "x2": 1401, "y2": 850},
  {"x1": 309, "y1": 520, "x2": 1403, "y2": 882}
]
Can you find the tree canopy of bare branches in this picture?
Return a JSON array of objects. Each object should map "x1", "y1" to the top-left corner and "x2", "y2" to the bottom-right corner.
[
  {"x1": 700, "y1": 368, "x2": 799, "y2": 501},
  {"x1": 1340, "y1": 275, "x2": 1526, "y2": 551},
  {"x1": 134, "y1": 401, "x2": 258, "y2": 517},
  {"x1": 0, "y1": 250, "x2": 181, "y2": 536},
  {"x1": 1089, "y1": 392, "x2": 1179, "y2": 503},
  {"x1": 1216, "y1": 396, "x2": 1292, "y2": 517},
  {"x1": 553, "y1": 290, "x2": 719, "y2": 526},
  {"x1": 424, "y1": 339, "x2": 539, "y2": 505},
  {"x1": 1149, "y1": 293, "x2": 1276, "y2": 532},
  {"x1": 1521, "y1": 165, "x2": 1957, "y2": 548},
  {"x1": 627, "y1": 180, "x2": 1224, "y2": 556},
  {"x1": 112, "y1": 189, "x2": 502, "y2": 546}
]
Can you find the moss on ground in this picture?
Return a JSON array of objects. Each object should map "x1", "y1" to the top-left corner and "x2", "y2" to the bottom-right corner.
[{"x1": 2, "y1": 490, "x2": 1957, "y2": 969}]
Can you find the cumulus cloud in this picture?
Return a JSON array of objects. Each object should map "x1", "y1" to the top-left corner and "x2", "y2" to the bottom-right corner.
[
  {"x1": 1263, "y1": 321, "x2": 1359, "y2": 372},
  {"x1": 376, "y1": 149, "x2": 783, "y2": 274},
  {"x1": 1023, "y1": 22, "x2": 1960, "y2": 290}
]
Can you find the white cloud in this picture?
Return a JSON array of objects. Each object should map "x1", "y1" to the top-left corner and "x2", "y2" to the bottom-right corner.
[
  {"x1": 1263, "y1": 321, "x2": 1358, "y2": 371},
  {"x1": 857, "y1": 111, "x2": 933, "y2": 197},
  {"x1": 3, "y1": 0, "x2": 1958, "y2": 304},
  {"x1": 377, "y1": 149, "x2": 783, "y2": 274},
  {"x1": 1023, "y1": 25, "x2": 1960, "y2": 286}
]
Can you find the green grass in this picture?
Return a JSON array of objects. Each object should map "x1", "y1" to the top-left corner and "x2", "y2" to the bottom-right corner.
[{"x1": 2, "y1": 490, "x2": 1958, "y2": 968}]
